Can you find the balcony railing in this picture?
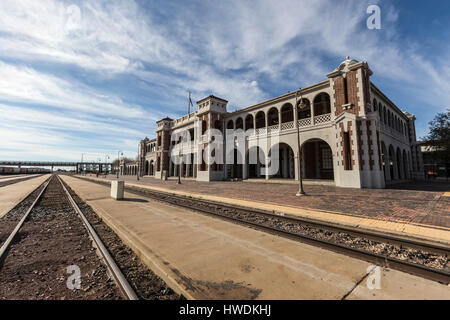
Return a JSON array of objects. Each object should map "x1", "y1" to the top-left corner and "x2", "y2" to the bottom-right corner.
[
  {"x1": 255, "y1": 127, "x2": 266, "y2": 135},
  {"x1": 281, "y1": 121, "x2": 294, "y2": 130},
  {"x1": 247, "y1": 113, "x2": 332, "y2": 137},
  {"x1": 298, "y1": 118, "x2": 311, "y2": 127},
  {"x1": 267, "y1": 124, "x2": 278, "y2": 133},
  {"x1": 314, "y1": 113, "x2": 331, "y2": 124}
]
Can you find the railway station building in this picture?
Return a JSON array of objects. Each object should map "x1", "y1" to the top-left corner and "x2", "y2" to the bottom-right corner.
[{"x1": 132, "y1": 57, "x2": 424, "y2": 189}]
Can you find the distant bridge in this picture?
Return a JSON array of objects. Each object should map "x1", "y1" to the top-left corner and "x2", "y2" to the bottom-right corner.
[{"x1": 0, "y1": 161, "x2": 114, "y2": 173}]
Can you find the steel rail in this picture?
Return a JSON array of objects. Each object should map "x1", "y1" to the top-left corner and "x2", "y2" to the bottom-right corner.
[
  {"x1": 0, "y1": 177, "x2": 51, "y2": 260},
  {"x1": 57, "y1": 175, "x2": 138, "y2": 300},
  {"x1": 79, "y1": 177, "x2": 449, "y2": 284},
  {"x1": 134, "y1": 186, "x2": 450, "y2": 284}
]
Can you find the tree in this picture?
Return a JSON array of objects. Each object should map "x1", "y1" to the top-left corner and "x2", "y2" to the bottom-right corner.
[{"x1": 423, "y1": 109, "x2": 450, "y2": 162}]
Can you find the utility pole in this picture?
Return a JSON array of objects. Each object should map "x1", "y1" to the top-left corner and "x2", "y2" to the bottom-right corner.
[{"x1": 296, "y1": 89, "x2": 306, "y2": 197}]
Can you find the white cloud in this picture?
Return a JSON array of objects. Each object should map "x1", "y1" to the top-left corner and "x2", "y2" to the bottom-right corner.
[
  {"x1": 0, "y1": 61, "x2": 149, "y2": 118},
  {"x1": 0, "y1": 0, "x2": 449, "y2": 159}
]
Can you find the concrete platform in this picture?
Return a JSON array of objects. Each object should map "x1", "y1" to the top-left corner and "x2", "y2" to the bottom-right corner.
[
  {"x1": 0, "y1": 174, "x2": 39, "y2": 183},
  {"x1": 0, "y1": 174, "x2": 51, "y2": 218},
  {"x1": 76, "y1": 175, "x2": 450, "y2": 244},
  {"x1": 0, "y1": 174, "x2": 25, "y2": 180},
  {"x1": 61, "y1": 175, "x2": 450, "y2": 300}
]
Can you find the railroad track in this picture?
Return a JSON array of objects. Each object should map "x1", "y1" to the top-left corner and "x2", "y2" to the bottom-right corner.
[
  {"x1": 78, "y1": 176, "x2": 450, "y2": 285},
  {"x1": 0, "y1": 175, "x2": 138, "y2": 300}
]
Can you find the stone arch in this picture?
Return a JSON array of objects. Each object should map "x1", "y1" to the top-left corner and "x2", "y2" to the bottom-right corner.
[
  {"x1": 381, "y1": 141, "x2": 388, "y2": 181},
  {"x1": 245, "y1": 114, "x2": 254, "y2": 130},
  {"x1": 150, "y1": 160, "x2": 154, "y2": 175},
  {"x1": 201, "y1": 120, "x2": 207, "y2": 135},
  {"x1": 267, "y1": 143, "x2": 295, "y2": 179},
  {"x1": 145, "y1": 160, "x2": 149, "y2": 175},
  {"x1": 226, "y1": 147, "x2": 244, "y2": 179},
  {"x1": 388, "y1": 145, "x2": 396, "y2": 180},
  {"x1": 267, "y1": 107, "x2": 279, "y2": 126},
  {"x1": 301, "y1": 138, "x2": 334, "y2": 180},
  {"x1": 281, "y1": 103, "x2": 294, "y2": 123},
  {"x1": 214, "y1": 120, "x2": 222, "y2": 132},
  {"x1": 297, "y1": 98, "x2": 311, "y2": 120},
  {"x1": 402, "y1": 149, "x2": 408, "y2": 179},
  {"x1": 246, "y1": 146, "x2": 266, "y2": 178},
  {"x1": 396, "y1": 147, "x2": 403, "y2": 179},
  {"x1": 313, "y1": 92, "x2": 331, "y2": 116},
  {"x1": 236, "y1": 117, "x2": 244, "y2": 130},
  {"x1": 255, "y1": 111, "x2": 265, "y2": 129}
]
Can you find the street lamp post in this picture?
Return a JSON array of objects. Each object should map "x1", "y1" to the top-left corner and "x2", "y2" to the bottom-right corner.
[
  {"x1": 81, "y1": 153, "x2": 84, "y2": 175},
  {"x1": 177, "y1": 149, "x2": 182, "y2": 184},
  {"x1": 137, "y1": 144, "x2": 140, "y2": 181},
  {"x1": 105, "y1": 155, "x2": 110, "y2": 175},
  {"x1": 97, "y1": 158, "x2": 101, "y2": 177},
  {"x1": 296, "y1": 89, "x2": 306, "y2": 197},
  {"x1": 117, "y1": 151, "x2": 123, "y2": 179}
]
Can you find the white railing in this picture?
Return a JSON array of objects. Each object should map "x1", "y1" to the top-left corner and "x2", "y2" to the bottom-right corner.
[
  {"x1": 314, "y1": 113, "x2": 331, "y2": 124},
  {"x1": 255, "y1": 128, "x2": 266, "y2": 135},
  {"x1": 281, "y1": 121, "x2": 294, "y2": 131},
  {"x1": 298, "y1": 118, "x2": 311, "y2": 127},
  {"x1": 267, "y1": 124, "x2": 278, "y2": 133}
]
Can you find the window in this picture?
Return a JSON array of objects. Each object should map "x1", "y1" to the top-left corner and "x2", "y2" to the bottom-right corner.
[
  {"x1": 202, "y1": 120, "x2": 207, "y2": 135},
  {"x1": 343, "y1": 132, "x2": 352, "y2": 170},
  {"x1": 321, "y1": 147, "x2": 333, "y2": 169}
]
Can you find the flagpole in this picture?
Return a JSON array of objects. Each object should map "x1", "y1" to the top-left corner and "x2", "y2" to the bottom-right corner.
[{"x1": 188, "y1": 91, "x2": 191, "y2": 114}]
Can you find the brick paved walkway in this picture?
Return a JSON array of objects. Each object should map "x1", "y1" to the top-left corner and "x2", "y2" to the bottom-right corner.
[{"x1": 85, "y1": 174, "x2": 450, "y2": 229}]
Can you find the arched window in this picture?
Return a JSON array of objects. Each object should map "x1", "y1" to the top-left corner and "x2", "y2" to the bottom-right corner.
[
  {"x1": 313, "y1": 93, "x2": 331, "y2": 116},
  {"x1": 227, "y1": 120, "x2": 234, "y2": 130},
  {"x1": 214, "y1": 120, "x2": 222, "y2": 132},
  {"x1": 202, "y1": 120, "x2": 207, "y2": 135},
  {"x1": 373, "y1": 98, "x2": 377, "y2": 112},
  {"x1": 267, "y1": 107, "x2": 279, "y2": 126},
  {"x1": 255, "y1": 111, "x2": 265, "y2": 129},
  {"x1": 281, "y1": 103, "x2": 293, "y2": 123},
  {"x1": 297, "y1": 98, "x2": 311, "y2": 120},
  {"x1": 236, "y1": 117, "x2": 244, "y2": 129},
  {"x1": 245, "y1": 114, "x2": 254, "y2": 130}
]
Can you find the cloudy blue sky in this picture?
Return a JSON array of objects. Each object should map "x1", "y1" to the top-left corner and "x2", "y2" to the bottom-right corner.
[{"x1": 0, "y1": 0, "x2": 449, "y2": 162}]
